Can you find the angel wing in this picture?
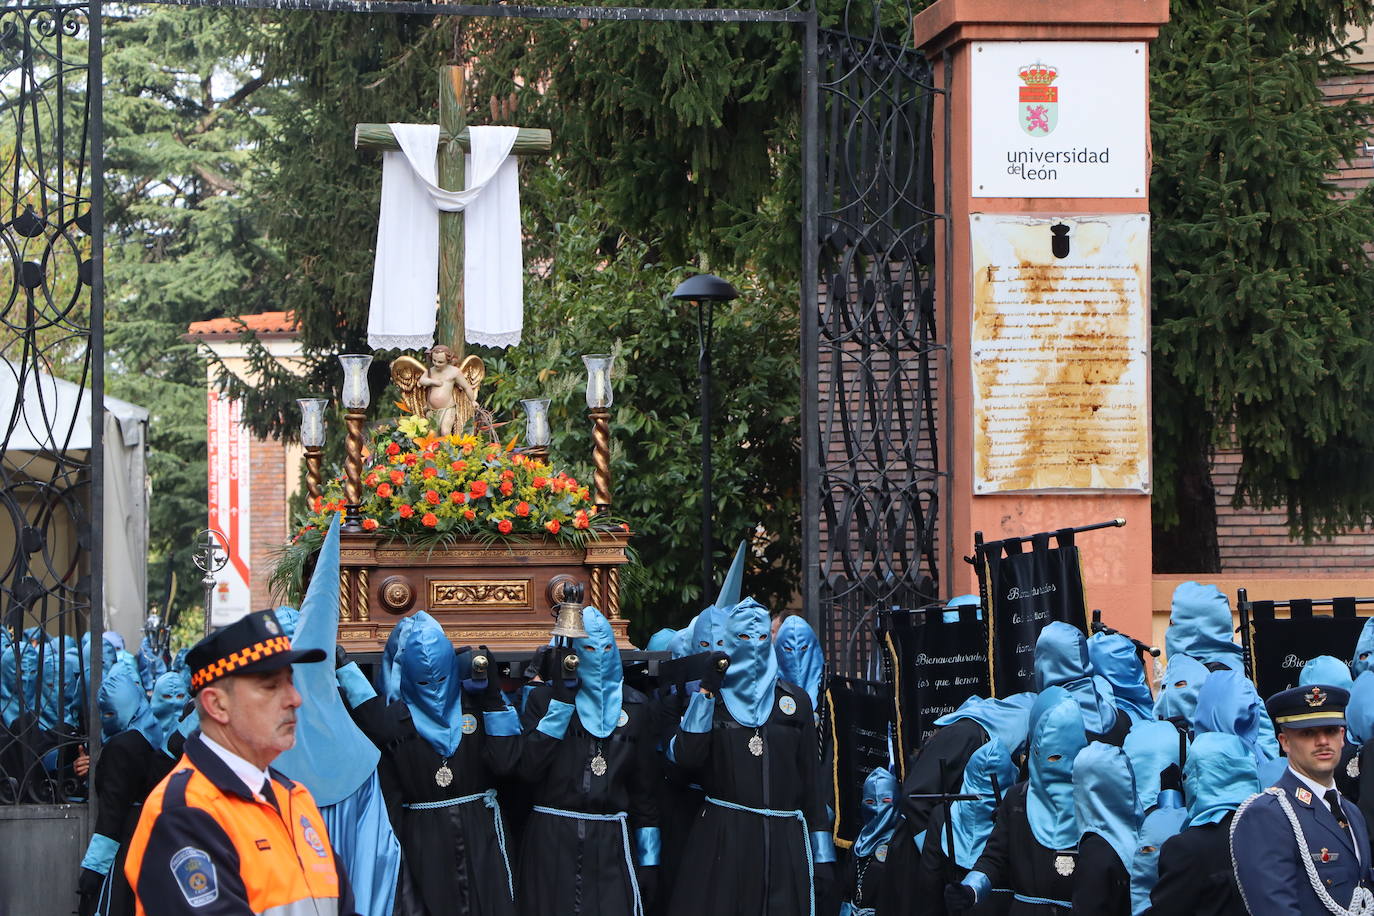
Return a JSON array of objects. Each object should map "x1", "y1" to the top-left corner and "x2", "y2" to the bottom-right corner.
[{"x1": 390, "y1": 355, "x2": 428, "y2": 417}]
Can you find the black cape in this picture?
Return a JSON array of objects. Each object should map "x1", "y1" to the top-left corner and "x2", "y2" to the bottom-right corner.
[
  {"x1": 665, "y1": 682, "x2": 829, "y2": 916},
  {"x1": 88, "y1": 729, "x2": 176, "y2": 916},
  {"x1": 1069, "y1": 832, "x2": 1129, "y2": 916},
  {"x1": 972, "y1": 782, "x2": 1076, "y2": 915},
  {"x1": 349, "y1": 694, "x2": 519, "y2": 916},
  {"x1": 516, "y1": 684, "x2": 659, "y2": 916},
  {"x1": 1147, "y1": 815, "x2": 1247, "y2": 916}
]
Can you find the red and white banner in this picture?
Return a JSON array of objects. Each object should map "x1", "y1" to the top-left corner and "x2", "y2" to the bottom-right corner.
[{"x1": 207, "y1": 390, "x2": 253, "y2": 627}]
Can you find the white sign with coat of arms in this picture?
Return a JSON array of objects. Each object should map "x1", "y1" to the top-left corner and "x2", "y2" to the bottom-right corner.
[{"x1": 970, "y1": 41, "x2": 1147, "y2": 199}]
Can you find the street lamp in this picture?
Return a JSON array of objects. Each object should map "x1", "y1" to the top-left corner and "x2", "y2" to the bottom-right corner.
[
  {"x1": 670, "y1": 273, "x2": 740, "y2": 601},
  {"x1": 338, "y1": 354, "x2": 373, "y2": 532},
  {"x1": 582, "y1": 355, "x2": 614, "y2": 511},
  {"x1": 297, "y1": 397, "x2": 329, "y2": 504}
]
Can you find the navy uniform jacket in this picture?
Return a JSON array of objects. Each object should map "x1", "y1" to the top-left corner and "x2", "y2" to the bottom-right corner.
[{"x1": 1231, "y1": 769, "x2": 1374, "y2": 915}]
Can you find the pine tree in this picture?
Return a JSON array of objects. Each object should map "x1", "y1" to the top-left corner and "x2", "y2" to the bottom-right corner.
[{"x1": 1150, "y1": 0, "x2": 1374, "y2": 571}]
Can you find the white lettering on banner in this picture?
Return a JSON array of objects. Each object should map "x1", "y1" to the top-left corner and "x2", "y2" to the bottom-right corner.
[
  {"x1": 1011, "y1": 610, "x2": 1052, "y2": 625},
  {"x1": 1282, "y1": 655, "x2": 1308, "y2": 669},
  {"x1": 1007, "y1": 583, "x2": 1058, "y2": 600},
  {"x1": 913, "y1": 653, "x2": 987, "y2": 666}
]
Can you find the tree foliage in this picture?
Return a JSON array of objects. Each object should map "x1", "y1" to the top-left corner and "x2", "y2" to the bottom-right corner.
[{"x1": 1150, "y1": 0, "x2": 1374, "y2": 570}]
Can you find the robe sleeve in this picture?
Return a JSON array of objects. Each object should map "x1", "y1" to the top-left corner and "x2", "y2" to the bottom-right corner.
[
  {"x1": 627, "y1": 699, "x2": 662, "y2": 865},
  {"x1": 669, "y1": 691, "x2": 717, "y2": 772},
  {"x1": 914, "y1": 808, "x2": 953, "y2": 916},
  {"x1": 342, "y1": 692, "x2": 399, "y2": 751},
  {"x1": 475, "y1": 694, "x2": 522, "y2": 777},
  {"x1": 1071, "y1": 833, "x2": 1129, "y2": 915},
  {"x1": 1147, "y1": 830, "x2": 1195, "y2": 915},
  {"x1": 81, "y1": 735, "x2": 143, "y2": 874},
  {"x1": 795, "y1": 689, "x2": 835, "y2": 862},
  {"x1": 518, "y1": 685, "x2": 566, "y2": 783}
]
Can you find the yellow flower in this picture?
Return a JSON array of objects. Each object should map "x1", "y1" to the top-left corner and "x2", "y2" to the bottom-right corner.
[{"x1": 397, "y1": 415, "x2": 430, "y2": 439}]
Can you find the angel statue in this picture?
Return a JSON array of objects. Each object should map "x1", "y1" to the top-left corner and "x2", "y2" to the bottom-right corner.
[{"x1": 389, "y1": 346, "x2": 485, "y2": 435}]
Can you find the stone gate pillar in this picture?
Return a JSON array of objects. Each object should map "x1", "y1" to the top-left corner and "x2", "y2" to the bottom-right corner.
[{"x1": 916, "y1": 0, "x2": 1169, "y2": 639}]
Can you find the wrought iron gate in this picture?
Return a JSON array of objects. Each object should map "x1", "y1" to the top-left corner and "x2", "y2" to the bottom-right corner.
[
  {"x1": 0, "y1": 0, "x2": 103, "y2": 811},
  {"x1": 805, "y1": 3, "x2": 945, "y2": 677}
]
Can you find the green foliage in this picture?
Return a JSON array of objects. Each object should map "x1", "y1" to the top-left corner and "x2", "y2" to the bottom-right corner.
[{"x1": 1151, "y1": 0, "x2": 1374, "y2": 558}]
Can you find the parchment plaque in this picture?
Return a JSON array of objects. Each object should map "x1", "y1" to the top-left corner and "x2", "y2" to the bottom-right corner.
[{"x1": 970, "y1": 213, "x2": 1150, "y2": 493}]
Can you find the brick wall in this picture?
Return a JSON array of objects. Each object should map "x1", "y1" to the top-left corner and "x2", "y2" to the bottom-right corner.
[{"x1": 248, "y1": 436, "x2": 288, "y2": 611}]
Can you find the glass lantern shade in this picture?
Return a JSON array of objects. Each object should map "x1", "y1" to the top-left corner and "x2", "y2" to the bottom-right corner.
[
  {"x1": 521, "y1": 398, "x2": 552, "y2": 447},
  {"x1": 297, "y1": 398, "x2": 328, "y2": 448},
  {"x1": 582, "y1": 354, "x2": 614, "y2": 409},
  {"x1": 338, "y1": 354, "x2": 373, "y2": 409}
]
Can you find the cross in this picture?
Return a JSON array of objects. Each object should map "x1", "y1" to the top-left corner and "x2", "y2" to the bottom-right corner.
[{"x1": 355, "y1": 64, "x2": 552, "y2": 356}]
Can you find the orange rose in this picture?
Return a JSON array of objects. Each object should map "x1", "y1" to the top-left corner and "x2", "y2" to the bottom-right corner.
[
  {"x1": 545, "y1": 519, "x2": 561, "y2": 534},
  {"x1": 470, "y1": 479, "x2": 488, "y2": 498},
  {"x1": 450, "y1": 460, "x2": 466, "y2": 473},
  {"x1": 403, "y1": 453, "x2": 418, "y2": 467},
  {"x1": 501, "y1": 469, "x2": 515, "y2": 481},
  {"x1": 515, "y1": 501, "x2": 531, "y2": 517},
  {"x1": 312, "y1": 496, "x2": 323, "y2": 512},
  {"x1": 422, "y1": 466, "x2": 438, "y2": 479},
  {"x1": 425, "y1": 490, "x2": 441, "y2": 505},
  {"x1": 463, "y1": 509, "x2": 476, "y2": 520},
  {"x1": 389, "y1": 469, "x2": 405, "y2": 485},
  {"x1": 533, "y1": 476, "x2": 548, "y2": 488},
  {"x1": 364, "y1": 473, "x2": 378, "y2": 488},
  {"x1": 451, "y1": 491, "x2": 466, "y2": 504},
  {"x1": 376, "y1": 483, "x2": 392, "y2": 498},
  {"x1": 497, "y1": 519, "x2": 513, "y2": 534},
  {"x1": 573, "y1": 511, "x2": 589, "y2": 530},
  {"x1": 500, "y1": 481, "x2": 514, "y2": 496},
  {"x1": 386, "y1": 442, "x2": 401, "y2": 456},
  {"x1": 361, "y1": 518, "x2": 379, "y2": 531},
  {"x1": 421, "y1": 512, "x2": 438, "y2": 528},
  {"x1": 398, "y1": 504, "x2": 414, "y2": 518}
]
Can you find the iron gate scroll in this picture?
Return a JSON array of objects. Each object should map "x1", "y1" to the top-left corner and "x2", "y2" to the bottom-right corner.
[
  {"x1": 809, "y1": 3, "x2": 945, "y2": 677},
  {"x1": 0, "y1": 0, "x2": 103, "y2": 814}
]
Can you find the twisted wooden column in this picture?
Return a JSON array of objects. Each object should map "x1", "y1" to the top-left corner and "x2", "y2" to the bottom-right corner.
[
  {"x1": 305, "y1": 445, "x2": 323, "y2": 504},
  {"x1": 343, "y1": 408, "x2": 367, "y2": 531},
  {"x1": 588, "y1": 407, "x2": 611, "y2": 511}
]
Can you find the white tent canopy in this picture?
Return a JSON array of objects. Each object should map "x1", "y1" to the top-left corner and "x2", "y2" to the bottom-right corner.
[{"x1": 1, "y1": 359, "x2": 150, "y2": 647}]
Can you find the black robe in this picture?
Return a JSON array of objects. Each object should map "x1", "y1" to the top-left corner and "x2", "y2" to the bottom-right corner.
[
  {"x1": 647, "y1": 684, "x2": 702, "y2": 903},
  {"x1": 972, "y1": 782, "x2": 1076, "y2": 915},
  {"x1": 1069, "y1": 833, "x2": 1129, "y2": 916},
  {"x1": 349, "y1": 694, "x2": 520, "y2": 916},
  {"x1": 842, "y1": 848, "x2": 890, "y2": 913},
  {"x1": 665, "y1": 682, "x2": 830, "y2": 916},
  {"x1": 87, "y1": 729, "x2": 176, "y2": 916},
  {"x1": 1146, "y1": 816, "x2": 1247, "y2": 916},
  {"x1": 516, "y1": 684, "x2": 659, "y2": 916},
  {"x1": 906, "y1": 805, "x2": 1009, "y2": 916}
]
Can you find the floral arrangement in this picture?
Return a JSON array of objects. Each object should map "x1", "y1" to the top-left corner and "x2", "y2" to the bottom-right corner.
[{"x1": 271, "y1": 416, "x2": 626, "y2": 602}]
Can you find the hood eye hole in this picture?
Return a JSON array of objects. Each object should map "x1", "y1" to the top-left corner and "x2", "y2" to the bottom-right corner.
[
  {"x1": 417, "y1": 679, "x2": 429, "y2": 686},
  {"x1": 699, "y1": 641, "x2": 709, "y2": 648},
  {"x1": 1047, "y1": 753, "x2": 1062, "y2": 762},
  {"x1": 1174, "y1": 680, "x2": 1188, "y2": 688},
  {"x1": 881, "y1": 796, "x2": 892, "y2": 803},
  {"x1": 738, "y1": 634, "x2": 751, "y2": 640},
  {"x1": 716, "y1": 640, "x2": 724, "y2": 646}
]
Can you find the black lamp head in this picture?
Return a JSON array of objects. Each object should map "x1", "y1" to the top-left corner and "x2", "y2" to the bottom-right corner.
[{"x1": 671, "y1": 273, "x2": 740, "y2": 303}]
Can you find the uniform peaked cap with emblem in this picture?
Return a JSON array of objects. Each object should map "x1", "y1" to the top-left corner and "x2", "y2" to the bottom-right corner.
[
  {"x1": 187, "y1": 610, "x2": 327, "y2": 692},
  {"x1": 1265, "y1": 683, "x2": 1349, "y2": 730}
]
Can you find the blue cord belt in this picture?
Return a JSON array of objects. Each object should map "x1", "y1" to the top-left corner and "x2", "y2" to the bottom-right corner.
[
  {"x1": 1012, "y1": 893, "x2": 1072, "y2": 908},
  {"x1": 531, "y1": 805, "x2": 642, "y2": 916},
  {"x1": 403, "y1": 789, "x2": 513, "y2": 900},
  {"x1": 705, "y1": 796, "x2": 815, "y2": 916}
]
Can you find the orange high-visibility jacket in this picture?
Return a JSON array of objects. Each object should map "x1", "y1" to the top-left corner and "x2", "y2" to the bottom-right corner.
[{"x1": 124, "y1": 734, "x2": 354, "y2": 916}]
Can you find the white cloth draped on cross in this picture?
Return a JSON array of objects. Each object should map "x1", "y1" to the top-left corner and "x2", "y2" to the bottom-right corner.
[{"x1": 368, "y1": 123, "x2": 524, "y2": 351}]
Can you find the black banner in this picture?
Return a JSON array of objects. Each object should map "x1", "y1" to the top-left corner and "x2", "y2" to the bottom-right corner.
[
  {"x1": 981, "y1": 530, "x2": 1089, "y2": 696},
  {"x1": 880, "y1": 605, "x2": 988, "y2": 774},
  {"x1": 1249, "y1": 598, "x2": 1368, "y2": 698},
  {"x1": 826, "y1": 676, "x2": 895, "y2": 846}
]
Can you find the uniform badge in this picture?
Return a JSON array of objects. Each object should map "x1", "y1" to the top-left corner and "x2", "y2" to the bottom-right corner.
[
  {"x1": 618, "y1": 709, "x2": 629, "y2": 728},
  {"x1": 170, "y1": 847, "x2": 218, "y2": 907},
  {"x1": 1350, "y1": 756, "x2": 1362, "y2": 779},
  {"x1": 300, "y1": 815, "x2": 328, "y2": 858},
  {"x1": 1306, "y1": 686, "x2": 1328, "y2": 707},
  {"x1": 1296, "y1": 787, "x2": 1313, "y2": 805},
  {"x1": 461, "y1": 713, "x2": 478, "y2": 735},
  {"x1": 779, "y1": 696, "x2": 797, "y2": 716},
  {"x1": 875, "y1": 843, "x2": 889, "y2": 863},
  {"x1": 1054, "y1": 855, "x2": 1075, "y2": 876},
  {"x1": 263, "y1": 615, "x2": 280, "y2": 635},
  {"x1": 1319, "y1": 848, "x2": 1337, "y2": 864}
]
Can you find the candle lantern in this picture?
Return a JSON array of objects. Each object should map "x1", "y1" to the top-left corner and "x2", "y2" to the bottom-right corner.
[
  {"x1": 581, "y1": 355, "x2": 614, "y2": 511},
  {"x1": 297, "y1": 397, "x2": 329, "y2": 504},
  {"x1": 522, "y1": 397, "x2": 552, "y2": 463},
  {"x1": 337, "y1": 354, "x2": 373, "y2": 532}
]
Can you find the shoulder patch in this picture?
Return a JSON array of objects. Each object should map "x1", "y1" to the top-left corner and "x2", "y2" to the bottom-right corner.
[
  {"x1": 875, "y1": 843, "x2": 889, "y2": 862},
  {"x1": 618, "y1": 709, "x2": 630, "y2": 728},
  {"x1": 461, "y1": 713, "x2": 478, "y2": 735},
  {"x1": 779, "y1": 695, "x2": 797, "y2": 716},
  {"x1": 169, "y1": 847, "x2": 217, "y2": 907},
  {"x1": 300, "y1": 815, "x2": 328, "y2": 858}
]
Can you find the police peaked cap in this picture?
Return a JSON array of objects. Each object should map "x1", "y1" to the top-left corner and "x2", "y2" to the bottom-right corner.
[
  {"x1": 1266, "y1": 683, "x2": 1349, "y2": 730},
  {"x1": 187, "y1": 610, "x2": 326, "y2": 692}
]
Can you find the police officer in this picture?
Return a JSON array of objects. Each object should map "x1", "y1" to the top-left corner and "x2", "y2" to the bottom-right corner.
[
  {"x1": 123, "y1": 610, "x2": 357, "y2": 916},
  {"x1": 1230, "y1": 684, "x2": 1374, "y2": 915}
]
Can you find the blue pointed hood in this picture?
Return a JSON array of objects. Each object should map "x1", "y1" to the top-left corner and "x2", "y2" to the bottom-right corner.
[
  {"x1": 647, "y1": 628, "x2": 677, "y2": 653},
  {"x1": 668, "y1": 626, "x2": 695, "y2": 660},
  {"x1": 272, "y1": 516, "x2": 383, "y2": 805},
  {"x1": 1355, "y1": 619, "x2": 1374, "y2": 678},
  {"x1": 1074, "y1": 741, "x2": 1141, "y2": 869},
  {"x1": 150, "y1": 672, "x2": 188, "y2": 755},
  {"x1": 1348, "y1": 671, "x2": 1374, "y2": 747},
  {"x1": 381, "y1": 614, "x2": 425, "y2": 703},
  {"x1": 720, "y1": 597, "x2": 780, "y2": 728},
  {"x1": 1299, "y1": 655, "x2": 1353, "y2": 692},
  {"x1": 1130, "y1": 792, "x2": 1187, "y2": 916},
  {"x1": 934, "y1": 692, "x2": 1037, "y2": 758},
  {"x1": 1153, "y1": 654, "x2": 1209, "y2": 726},
  {"x1": 1027, "y1": 693, "x2": 1087, "y2": 850},
  {"x1": 775, "y1": 616, "x2": 823, "y2": 709},
  {"x1": 1192, "y1": 669, "x2": 1277, "y2": 769},
  {"x1": 1089, "y1": 632, "x2": 1155, "y2": 723},
  {"x1": 1184, "y1": 732, "x2": 1261, "y2": 827},
  {"x1": 943, "y1": 738, "x2": 1018, "y2": 868},
  {"x1": 688, "y1": 542, "x2": 749, "y2": 653},
  {"x1": 1166, "y1": 582, "x2": 1243, "y2": 673},
  {"x1": 854, "y1": 766, "x2": 900, "y2": 858},
  {"x1": 574, "y1": 606, "x2": 624, "y2": 738},
  {"x1": 718, "y1": 541, "x2": 747, "y2": 610},
  {"x1": 98, "y1": 662, "x2": 161, "y2": 747},
  {"x1": 1035, "y1": 622, "x2": 1117, "y2": 733},
  {"x1": 1123, "y1": 719, "x2": 1184, "y2": 813},
  {"x1": 273, "y1": 605, "x2": 301, "y2": 639},
  {"x1": 398, "y1": 615, "x2": 464, "y2": 757}
]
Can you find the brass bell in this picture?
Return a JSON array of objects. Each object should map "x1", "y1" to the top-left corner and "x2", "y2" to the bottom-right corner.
[{"x1": 550, "y1": 601, "x2": 588, "y2": 640}]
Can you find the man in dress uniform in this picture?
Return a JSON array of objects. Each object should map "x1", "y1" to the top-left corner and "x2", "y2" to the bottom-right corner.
[
  {"x1": 122, "y1": 610, "x2": 357, "y2": 916},
  {"x1": 1230, "y1": 684, "x2": 1374, "y2": 915}
]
